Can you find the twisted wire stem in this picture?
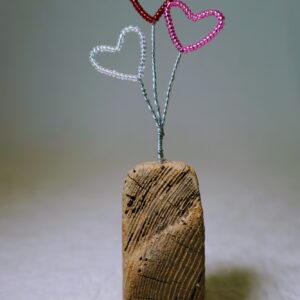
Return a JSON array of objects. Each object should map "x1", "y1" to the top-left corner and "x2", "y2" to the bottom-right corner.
[
  {"x1": 138, "y1": 78, "x2": 160, "y2": 127},
  {"x1": 138, "y1": 78, "x2": 164, "y2": 162},
  {"x1": 151, "y1": 24, "x2": 161, "y2": 122},
  {"x1": 138, "y1": 27, "x2": 182, "y2": 163},
  {"x1": 162, "y1": 52, "x2": 182, "y2": 126}
]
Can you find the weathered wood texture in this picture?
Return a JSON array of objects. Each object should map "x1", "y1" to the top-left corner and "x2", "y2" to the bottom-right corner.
[{"x1": 122, "y1": 161, "x2": 205, "y2": 299}]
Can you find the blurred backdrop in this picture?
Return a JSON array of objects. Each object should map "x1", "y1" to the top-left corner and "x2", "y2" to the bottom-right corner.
[{"x1": 0, "y1": 0, "x2": 299, "y2": 299}]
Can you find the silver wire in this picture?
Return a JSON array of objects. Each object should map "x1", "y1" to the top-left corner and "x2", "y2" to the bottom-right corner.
[
  {"x1": 151, "y1": 24, "x2": 161, "y2": 123},
  {"x1": 138, "y1": 29, "x2": 182, "y2": 163},
  {"x1": 162, "y1": 52, "x2": 182, "y2": 126},
  {"x1": 138, "y1": 78, "x2": 160, "y2": 127}
]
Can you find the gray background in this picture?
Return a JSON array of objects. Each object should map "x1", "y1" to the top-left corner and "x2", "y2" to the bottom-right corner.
[{"x1": 0, "y1": 0, "x2": 299, "y2": 299}]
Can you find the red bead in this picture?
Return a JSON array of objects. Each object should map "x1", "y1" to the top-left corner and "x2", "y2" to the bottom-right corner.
[{"x1": 130, "y1": 0, "x2": 173, "y2": 24}]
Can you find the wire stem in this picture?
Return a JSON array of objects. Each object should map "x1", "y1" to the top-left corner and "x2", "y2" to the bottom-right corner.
[
  {"x1": 138, "y1": 78, "x2": 160, "y2": 127},
  {"x1": 151, "y1": 24, "x2": 161, "y2": 123},
  {"x1": 157, "y1": 126, "x2": 165, "y2": 163},
  {"x1": 138, "y1": 30, "x2": 183, "y2": 163},
  {"x1": 162, "y1": 52, "x2": 182, "y2": 126}
]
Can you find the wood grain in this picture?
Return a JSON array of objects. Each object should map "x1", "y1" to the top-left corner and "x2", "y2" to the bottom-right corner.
[{"x1": 122, "y1": 161, "x2": 205, "y2": 299}]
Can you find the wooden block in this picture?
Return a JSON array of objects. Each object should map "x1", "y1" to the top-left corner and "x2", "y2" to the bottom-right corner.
[{"x1": 122, "y1": 161, "x2": 205, "y2": 299}]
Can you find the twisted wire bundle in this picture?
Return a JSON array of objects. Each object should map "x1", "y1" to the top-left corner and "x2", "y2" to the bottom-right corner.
[{"x1": 89, "y1": 24, "x2": 182, "y2": 162}]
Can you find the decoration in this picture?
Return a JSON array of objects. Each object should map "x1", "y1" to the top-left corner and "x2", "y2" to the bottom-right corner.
[
  {"x1": 164, "y1": 1, "x2": 225, "y2": 53},
  {"x1": 89, "y1": 26, "x2": 146, "y2": 82},
  {"x1": 130, "y1": 0, "x2": 172, "y2": 24},
  {"x1": 89, "y1": 1, "x2": 226, "y2": 299},
  {"x1": 89, "y1": 1, "x2": 225, "y2": 161}
]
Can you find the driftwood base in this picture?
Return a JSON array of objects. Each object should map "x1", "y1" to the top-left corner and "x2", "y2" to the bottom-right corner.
[{"x1": 122, "y1": 161, "x2": 205, "y2": 299}]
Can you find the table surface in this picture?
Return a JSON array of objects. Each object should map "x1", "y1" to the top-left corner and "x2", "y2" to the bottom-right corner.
[{"x1": 0, "y1": 164, "x2": 299, "y2": 300}]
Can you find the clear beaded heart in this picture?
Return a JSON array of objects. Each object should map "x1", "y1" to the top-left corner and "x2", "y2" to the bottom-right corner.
[{"x1": 89, "y1": 26, "x2": 146, "y2": 82}]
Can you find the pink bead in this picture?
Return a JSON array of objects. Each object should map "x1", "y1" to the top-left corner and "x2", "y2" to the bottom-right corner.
[{"x1": 164, "y1": 0, "x2": 225, "y2": 53}]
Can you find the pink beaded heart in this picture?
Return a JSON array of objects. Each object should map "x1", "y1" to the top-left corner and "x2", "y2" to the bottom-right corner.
[{"x1": 164, "y1": 0, "x2": 225, "y2": 53}]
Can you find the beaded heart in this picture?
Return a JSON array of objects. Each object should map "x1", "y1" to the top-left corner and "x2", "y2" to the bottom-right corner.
[
  {"x1": 164, "y1": 1, "x2": 225, "y2": 53},
  {"x1": 89, "y1": 26, "x2": 146, "y2": 82},
  {"x1": 130, "y1": 0, "x2": 172, "y2": 24}
]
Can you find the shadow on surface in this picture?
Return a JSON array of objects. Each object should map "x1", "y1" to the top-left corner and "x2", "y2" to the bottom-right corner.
[{"x1": 205, "y1": 268, "x2": 258, "y2": 300}]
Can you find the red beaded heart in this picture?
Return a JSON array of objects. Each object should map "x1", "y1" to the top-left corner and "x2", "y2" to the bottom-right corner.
[{"x1": 130, "y1": 0, "x2": 173, "y2": 24}]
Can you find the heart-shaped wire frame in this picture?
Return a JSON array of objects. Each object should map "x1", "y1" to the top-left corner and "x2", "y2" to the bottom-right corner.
[
  {"x1": 89, "y1": 26, "x2": 146, "y2": 82},
  {"x1": 130, "y1": 0, "x2": 172, "y2": 24},
  {"x1": 164, "y1": 0, "x2": 225, "y2": 53}
]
